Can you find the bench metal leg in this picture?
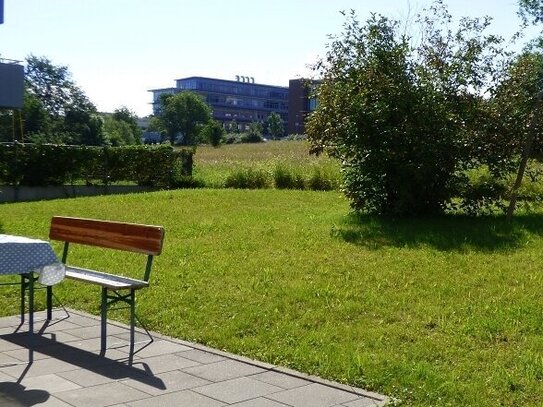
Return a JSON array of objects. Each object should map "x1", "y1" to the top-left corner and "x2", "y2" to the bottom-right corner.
[{"x1": 100, "y1": 287, "x2": 107, "y2": 356}]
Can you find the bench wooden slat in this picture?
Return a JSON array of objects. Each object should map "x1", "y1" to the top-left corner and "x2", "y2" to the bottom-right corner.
[
  {"x1": 65, "y1": 266, "x2": 149, "y2": 290},
  {"x1": 49, "y1": 216, "x2": 164, "y2": 255}
]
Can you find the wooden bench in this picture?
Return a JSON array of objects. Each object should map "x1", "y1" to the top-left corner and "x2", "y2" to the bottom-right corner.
[{"x1": 48, "y1": 216, "x2": 165, "y2": 355}]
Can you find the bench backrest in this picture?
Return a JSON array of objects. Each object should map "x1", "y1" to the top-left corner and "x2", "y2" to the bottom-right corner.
[{"x1": 49, "y1": 216, "x2": 165, "y2": 255}]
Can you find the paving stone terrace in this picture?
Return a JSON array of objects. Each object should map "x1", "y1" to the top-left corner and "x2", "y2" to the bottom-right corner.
[{"x1": 0, "y1": 309, "x2": 388, "y2": 406}]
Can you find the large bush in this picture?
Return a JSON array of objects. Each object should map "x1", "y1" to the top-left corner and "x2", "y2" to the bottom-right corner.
[{"x1": 306, "y1": 5, "x2": 525, "y2": 215}]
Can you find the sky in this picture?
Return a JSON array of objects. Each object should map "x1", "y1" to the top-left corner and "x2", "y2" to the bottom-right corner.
[{"x1": 0, "y1": 0, "x2": 539, "y2": 117}]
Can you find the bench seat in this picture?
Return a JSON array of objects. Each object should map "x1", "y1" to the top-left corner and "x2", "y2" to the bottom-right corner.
[{"x1": 65, "y1": 266, "x2": 149, "y2": 290}]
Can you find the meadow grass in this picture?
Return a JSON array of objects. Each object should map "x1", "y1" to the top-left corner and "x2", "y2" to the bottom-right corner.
[
  {"x1": 192, "y1": 140, "x2": 341, "y2": 188},
  {"x1": 1, "y1": 189, "x2": 543, "y2": 406}
]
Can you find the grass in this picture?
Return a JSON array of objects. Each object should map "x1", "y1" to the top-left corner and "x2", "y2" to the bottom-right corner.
[
  {"x1": 192, "y1": 140, "x2": 341, "y2": 188},
  {"x1": 1, "y1": 189, "x2": 543, "y2": 405}
]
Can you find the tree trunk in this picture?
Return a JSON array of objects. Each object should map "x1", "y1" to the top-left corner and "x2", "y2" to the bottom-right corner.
[{"x1": 506, "y1": 91, "x2": 543, "y2": 221}]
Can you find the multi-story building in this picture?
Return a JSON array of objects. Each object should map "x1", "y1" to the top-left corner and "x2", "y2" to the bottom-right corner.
[
  {"x1": 287, "y1": 79, "x2": 318, "y2": 135},
  {"x1": 150, "y1": 76, "x2": 289, "y2": 132}
]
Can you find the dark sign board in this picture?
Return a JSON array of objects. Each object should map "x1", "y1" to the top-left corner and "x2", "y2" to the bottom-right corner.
[
  {"x1": 0, "y1": 62, "x2": 24, "y2": 109},
  {"x1": 0, "y1": 0, "x2": 3, "y2": 24}
]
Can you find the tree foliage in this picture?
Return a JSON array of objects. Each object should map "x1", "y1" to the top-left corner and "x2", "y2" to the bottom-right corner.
[
  {"x1": 266, "y1": 112, "x2": 285, "y2": 139},
  {"x1": 519, "y1": 0, "x2": 543, "y2": 23},
  {"x1": 156, "y1": 92, "x2": 212, "y2": 145},
  {"x1": 306, "y1": 3, "x2": 521, "y2": 215},
  {"x1": 103, "y1": 106, "x2": 142, "y2": 146},
  {"x1": 200, "y1": 120, "x2": 225, "y2": 147},
  {"x1": 0, "y1": 55, "x2": 107, "y2": 145}
]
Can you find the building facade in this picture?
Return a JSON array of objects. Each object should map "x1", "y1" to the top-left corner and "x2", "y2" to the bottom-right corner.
[
  {"x1": 287, "y1": 79, "x2": 318, "y2": 135},
  {"x1": 150, "y1": 76, "x2": 289, "y2": 132}
]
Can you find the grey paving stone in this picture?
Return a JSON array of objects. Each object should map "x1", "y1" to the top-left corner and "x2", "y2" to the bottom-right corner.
[
  {"x1": 267, "y1": 383, "x2": 360, "y2": 407},
  {"x1": 122, "y1": 339, "x2": 192, "y2": 358},
  {"x1": 0, "y1": 370, "x2": 15, "y2": 381},
  {"x1": 112, "y1": 331, "x2": 153, "y2": 343},
  {"x1": 0, "y1": 351, "x2": 23, "y2": 366},
  {"x1": 0, "y1": 356, "x2": 79, "y2": 378},
  {"x1": 251, "y1": 370, "x2": 311, "y2": 389},
  {"x1": 130, "y1": 353, "x2": 200, "y2": 375},
  {"x1": 39, "y1": 319, "x2": 84, "y2": 332},
  {"x1": 4, "y1": 347, "x2": 50, "y2": 362},
  {"x1": 230, "y1": 398, "x2": 290, "y2": 407},
  {"x1": 342, "y1": 397, "x2": 388, "y2": 406},
  {"x1": 62, "y1": 313, "x2": 102, "y2": 327},
  {"x1": 122, "y1": 370, "x2": 211, "y2": 396},
  {"x1": 55, "y1": 381, "x2": 150, "y2": 407},
  {"x1": 21, "y1": 373, "x2": 81, "y2": 393},
  {"x1": 56, "y1": 361, "x2": 148, "y2": 387},
  {"x1": 194, "y1": 376, "x2": 283, "y2": 404},
  {"x1": 39, "y1": 330, "x2": 85, "y2": 343},
  {"x1": 62, "y1": 336, "x2": 103, "y2": 352},
  {"x1": 0, "y1": 315, "x2": 22, "y2": 329},
  {"x1": 0, "y1": 336, "x2": 24, "y2": 352},
  {"x1": 34, "y1": 396, "x2": 75, "y2": 406},
  {"x1": 183, "y1": 359, "x2": 265, "y2": 382},
  {"x1": 127, "y1": 389, "x2": 225, "y2": 407},
  {"x1": 64, "y1": 324, "x2": 127, "y2": 339},
  {"x1": 177, "y1": 348, "x2": 226, "y2": 364}
]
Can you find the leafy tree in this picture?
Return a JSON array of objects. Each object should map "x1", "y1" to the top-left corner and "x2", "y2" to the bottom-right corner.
[
  {"x1": 103, "y1": 116, "x2": 136, "y2": 146},
  {"x1": 306, "y1": 5, "x2": 507, "y2": 215},
  {"x1": 157, "y1": 92, "x2": 212, "y2": 145},
  {"x1": 112, "y1": 106, "x2": 142, "y2": 143},
  {"x1": 266, "y1": 112, "x2": 284, "y2": 139},
  {"x1": 25, "y1": 55, "x2": 95, "y2": 120},
  {"x1": 200, "y1": 120, "x2": 225, "y2": 147},
  {"x1": 240, "y1": 121, "x2": 264, "y2": 143},
  {"x1": 519, "y1": 0, "x2": 543, "y2": 23},
  {"x1": 19, "y1": 55, "x2": 99, "y2": 144}
]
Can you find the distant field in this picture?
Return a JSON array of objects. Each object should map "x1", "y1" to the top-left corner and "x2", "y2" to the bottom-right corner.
[
  {"x1": 192, "y1": 140, "x2": 341, "y2": 188},
  {"x1": 1, "y1": 189, "x2": 543, "y2": 406}
]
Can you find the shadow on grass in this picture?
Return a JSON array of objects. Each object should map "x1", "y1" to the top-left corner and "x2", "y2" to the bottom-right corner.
[{"x1": 331, "y1": 213, "x2": 543, "y2": 252}]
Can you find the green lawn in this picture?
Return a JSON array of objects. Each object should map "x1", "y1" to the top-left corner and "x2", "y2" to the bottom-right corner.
[{"x1": 1, "y1": 189, "x2": 543, "y2": 406}]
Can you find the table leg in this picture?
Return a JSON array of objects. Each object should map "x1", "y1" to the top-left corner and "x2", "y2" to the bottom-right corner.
[
  {"x1": 20, "y1": 275, "x2": 26, "y2": 324},
  {"x1": 28, "y1": 273, "x2": 34, "y2": 334}
]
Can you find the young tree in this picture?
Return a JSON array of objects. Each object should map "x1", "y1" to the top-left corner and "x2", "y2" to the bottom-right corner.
[
  {"x1": 241, "y1": 121, "x2": 264, "y2": 143},
  {"x1": 157, "y1": 92, "x2": 212, "y2": 145},
  {"x1": 200, "y1": 120, "x2": 225, "y2": 147},
  {"x1": 112, "y1": 106, "x2": 142, "y2": 143},
  {"x1": 103, "y1": 115, "x2": 136, "y2": 146},
  {"x1": 266, "y1": 112, "x2": 284, "y2": 139}
]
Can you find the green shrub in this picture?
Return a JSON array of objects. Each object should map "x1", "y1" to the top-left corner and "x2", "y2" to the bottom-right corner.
[
  {"x1": 224, "y1": 168, "x2": 271, "y2": 189},
  {"x1": 307, "y1": 165, "x2": 340, "y2": 191},
  {"x1": 0, "y1": 143, "x2": 193, "y2": 188},
  {"x1": 273, "y1": 164, "x2": 305, "y2": 189},
  {"x1": 240, "y1": 133, "x2": 264, "y2": 143}
]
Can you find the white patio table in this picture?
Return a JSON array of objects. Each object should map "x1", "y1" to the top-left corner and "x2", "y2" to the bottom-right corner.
[{"x1": 0, "y1": 234, "x2": 65, "y2": 333}]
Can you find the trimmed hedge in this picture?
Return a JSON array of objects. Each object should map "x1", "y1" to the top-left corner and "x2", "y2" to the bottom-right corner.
[{"x1": 0, "y1": 143, "x2": 193, "y2": 188}]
